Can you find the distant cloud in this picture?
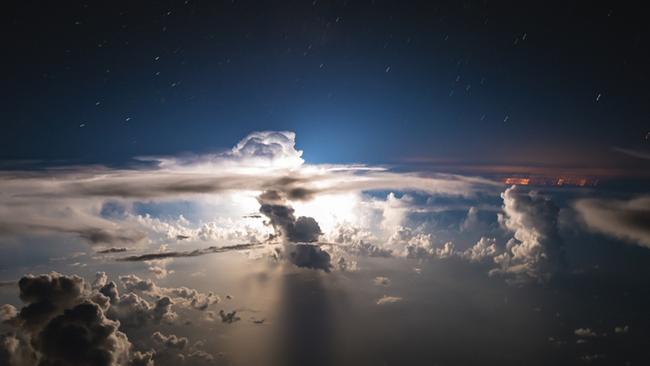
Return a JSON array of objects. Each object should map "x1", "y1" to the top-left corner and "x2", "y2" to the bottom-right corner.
[
  {"x1": 490, "y1": 186, "x2": 564, "y2": 283},
  {"x1": 96, "y1": 247, "x2": 128, "y2": 254},
  {"x1": 614, "y1": 325, "x2": 629, "y2": 334},
  {"x1": 116, "y1": 243, "x2": 261, "y2": 262},
  {"x1": 0, "y1": 272, "x2": 219, "y2": 366},
  {"x1": 376, "y1": 295, "x2": 403, "y2": 305},
  {"x1": 612, "y1": 146, "x2": 650, "y2": 160},
  {"x1": 574, "y1": 328, "x2": 598, "y2": 338},
  {"x1": 373, "y1": 277, "x2": 391, "y2": 286},
  {"x1": 218, "y1": 309, "x2": 241, "y2": 323},
  {"x1": 285, "y1": 244, "x2": 332, "y2": 272},
  {"x1": 461, "y1": 237, "x2": 498, "y2": 262},
  {"x1": 574, "y1": 195, "x2": 650, "y2": 247}
]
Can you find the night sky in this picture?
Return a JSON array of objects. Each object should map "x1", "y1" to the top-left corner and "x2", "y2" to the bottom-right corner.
[
  {"x1": 1, "y1": 2, "x2": 650, "y2": 366},
  {"x1": 3, "y1": 1, "x2": 649, "y2": 168}
]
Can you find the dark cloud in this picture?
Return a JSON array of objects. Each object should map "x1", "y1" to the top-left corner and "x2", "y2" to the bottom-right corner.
[
  {"x1": 79, "y1": 228, "x2": 146, "y2": 246},
  {"x1": 99, "y1": 282, "x2": 120, "y2": 305},
  {"x1": 286, "y1": 244, "x2": 332, "y2": 272},
  {"x1": 152, "y1": 331, "x2": 188, "y2": 350},
  {"x1": 1, "y1": 272, "x2": 223, "y2": 365},
  {"x1": 130, "y1": 350, "x2": 155, "y2": 366},
  {"x1": 258, "y1": 193, "x2": 322, "y2": 243},
  {"x1": 256, "y1": 191, "x2": 332, "y2": 271},
  {"x1": 574, "y1": 195, "x2": 650, "y2": 248},
  {"x1": 116, "y1": 243, "x2": 261, "y2": 262},
  {"x1": 35, "y1": 301, "x2": 131, "y2": 366},
  {"x1": 218, "y1": 310, "x2": 240, "y2": 324},
  {"x1": 97, "y1": 247, "x2": 128, "y2": 254},
  {"x1": 18, "y1": 273, "x2": 85, "y2": 329}
]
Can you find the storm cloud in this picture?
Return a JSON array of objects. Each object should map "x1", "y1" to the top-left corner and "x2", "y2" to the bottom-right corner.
[{"x1": 0, "y1": 131, "x2": 499, "y2": 247}]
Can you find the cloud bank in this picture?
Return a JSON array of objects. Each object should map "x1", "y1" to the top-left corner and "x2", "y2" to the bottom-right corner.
[{"x1": 0, "y1": 131, "x2": 499, "y2": 248}]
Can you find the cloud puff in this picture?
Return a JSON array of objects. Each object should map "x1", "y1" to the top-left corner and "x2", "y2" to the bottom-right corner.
[
  {"x1": 328, "y1": 223, "x2": 392, "y2": 257},
  {"x1": 285, "y1": 243, "x2": 332, "y2": 272},
  {"x1": 152, "y1": 331, "x2": 189, "y2": 350},
  {"x1": 574, "y1": 195, "x2": 650, "y2": 247},
  {"x1": 376, "y1": 295, "x2": 403, "y2": 305},
  {"x1": 614, "y1": 325, "x2": 629, "y2": 334},
  {"x1": 574, "y1": 328, "x2": 598, "y2": 338},
  {"x1": 17, "y1": 273, "x2": 86, "y2": 330},
  {"x1": 257, "y1": 189, "x2": 323, "y2": 243},
  {"x1": 490, "y1": 186, "x2": 564, "y2": 283}
]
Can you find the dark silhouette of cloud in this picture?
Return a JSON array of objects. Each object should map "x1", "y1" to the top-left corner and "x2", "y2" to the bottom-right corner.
[
  {"x1": 286, "y1": 244, "x2": 332, "y2": 272},
  {"x1": 116, "y1": 243, "x2": 261, "y2": 262},
  {"x1": 36, "y1": 301, "x2": 131, "y2": 366}
]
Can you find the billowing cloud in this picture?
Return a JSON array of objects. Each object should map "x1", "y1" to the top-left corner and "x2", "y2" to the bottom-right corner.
[
  {"x1": 227, "y1": 130, "x2": 304, "y2": 168},
  {"x1": 328, "y1": 223, "x2": 392, "y2": 258},
  {"x1": 461, "y1": 237, "x2": 498, "y2": 262},
  {"x1": 490, "y1": 186, "x2": 564, "y2": 283},
  {"x1": 116, "y1": 243, "x2": 261, "y2": 262},
  {"x1": 218, "y1": 310, "x2": 240, "y2": 324},
  {"x1": 36, "y1": 301, "x2": 131, "y2": 366},
  {"x1": 574, "y1": 195, "x2": 650, "y2": 247},
  {"x1": 152, "y1": 331, "x2": 189, "y2": 350},
  {"x1": 0, "y1": 273, "x2": 135, "y2": 366},
  {"x1": 285, "y1": 243, "x2": 332, "y2": 272}
]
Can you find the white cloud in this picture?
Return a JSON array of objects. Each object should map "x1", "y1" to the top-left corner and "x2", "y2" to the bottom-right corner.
[
  {"x1": 376, "y1": 295, "x2": 403, "y2": 305},
  {"x1": 574, "y1": 195, "x2": 650, "y2": 248},
  {"x1": 490, "y1": 186, "x2": 564, "y2": 283}
]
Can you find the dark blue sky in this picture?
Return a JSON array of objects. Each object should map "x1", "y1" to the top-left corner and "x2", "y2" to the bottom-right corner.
[{"x1": 2, "y1": 1, "x2": 649, "y2": 172}]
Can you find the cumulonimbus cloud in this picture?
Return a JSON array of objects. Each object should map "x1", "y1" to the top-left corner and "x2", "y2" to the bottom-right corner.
[{"x1": 0, "y1": 131, "x2": 500, "y2": 247}]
